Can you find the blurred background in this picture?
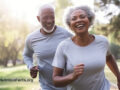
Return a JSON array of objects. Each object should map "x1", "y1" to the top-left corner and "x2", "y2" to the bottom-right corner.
[{"x1": 0, "y1": 0, "x2": 120, "y2": 90}]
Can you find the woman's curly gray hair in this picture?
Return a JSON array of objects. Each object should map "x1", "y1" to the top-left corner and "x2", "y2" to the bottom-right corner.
[{"x1": 63, "y1": 5, "x2": 95, "y2": 27}]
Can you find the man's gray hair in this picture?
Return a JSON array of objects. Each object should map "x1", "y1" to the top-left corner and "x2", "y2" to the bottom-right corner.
[
  {"x1": 64, "y1": 5, "x2": 95, "y2": 27},
  {"x1": 37, "y1": 4, "x2": 55, "y2": 16}
]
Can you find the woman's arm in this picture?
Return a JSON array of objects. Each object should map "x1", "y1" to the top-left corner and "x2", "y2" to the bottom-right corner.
[
  {"x1": 52, "y1": 64, "x2": 84, "y2": 87},
  {"x1": 106, "y1": 54, "x2": 120, "y2": 89}
]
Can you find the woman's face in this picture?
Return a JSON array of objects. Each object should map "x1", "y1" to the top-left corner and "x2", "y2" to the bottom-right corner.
[{"x1": 69, "y1": 9, "x2": 90, "y2": 34}]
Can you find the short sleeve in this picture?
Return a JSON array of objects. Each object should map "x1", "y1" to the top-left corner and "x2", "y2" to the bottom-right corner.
[
  {"x1": 106, "y1": 38, "x2": 112, "y2": 56},
  {"x1": 106, "y1": 48, "x2": 111, "y2": 56},
  {"x1": 52, "y1": 42, "x2": 66, "y2": 69}
]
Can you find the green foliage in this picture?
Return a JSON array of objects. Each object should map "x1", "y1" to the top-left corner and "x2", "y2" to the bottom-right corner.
[
  {"x1": 109, "y1": 14, "x2": 120, "y2": 44},
  {"x1": 0, "y1": 87, "x2": 23, "y2": 90},
  {"x1": 110, "y1": 43, "x2": 120, "y2": 59},
  {"x1": 95, "y1": 0, "x2": 120, "y2": 8},
  {"x1": 0, "y1": 2, "x2": 31, "y2": 67},
  {"x1": 93, "y1": 18, "x2": 120, "y2": 45},
  {"x1": 94, "y1": 0, "x2": 120, "y2": 59},
  {"x1": 55, "y1": 0, "x2": 73, "y2": 26}
]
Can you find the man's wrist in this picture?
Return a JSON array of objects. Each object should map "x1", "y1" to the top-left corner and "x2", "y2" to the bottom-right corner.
[{"x1": 29, "y1": 65, "x2": 34, "y2": 70}]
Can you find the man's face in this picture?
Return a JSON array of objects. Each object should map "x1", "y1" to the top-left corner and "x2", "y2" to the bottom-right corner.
[{"x1": 39, "y1": 8, "x2": 55, "y2": 30}]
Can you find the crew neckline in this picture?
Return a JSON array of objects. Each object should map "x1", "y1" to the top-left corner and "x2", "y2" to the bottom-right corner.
[{"x1": 70, "y1": 34, "x2": 96, "y2": 48}]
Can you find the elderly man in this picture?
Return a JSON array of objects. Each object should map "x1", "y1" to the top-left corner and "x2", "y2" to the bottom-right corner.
[{"x1": 23, "y1": 4, "x2": 72, "y2": 90}]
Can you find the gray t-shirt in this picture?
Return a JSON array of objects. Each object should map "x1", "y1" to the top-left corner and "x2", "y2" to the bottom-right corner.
[
  {"x1": 52, "y1": 35, "x2": 111, "y2": 90},
  {"x1": 23, "y1": 26, "x2": 72, "y2": 90}
]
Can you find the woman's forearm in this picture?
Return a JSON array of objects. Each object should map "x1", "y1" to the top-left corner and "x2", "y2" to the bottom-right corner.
[
  {"x1": 53, "y1": 64, "x2": 84, "y2": 87},
  {"x1": 106, "y1": 55, "x2": 120, "y2": 78},
  {"x1": 53, "y1": 73, "x2": 77, "y2": 87}
]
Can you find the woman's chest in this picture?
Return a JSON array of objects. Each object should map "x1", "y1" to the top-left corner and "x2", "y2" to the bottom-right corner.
[{"x1": 65, "y1": 45, "x2": 107, "y2": 73}]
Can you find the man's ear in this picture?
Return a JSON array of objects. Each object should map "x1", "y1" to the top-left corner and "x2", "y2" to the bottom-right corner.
[{"x1": 37, "y1": 16, "x2": 40, "y2": 22}]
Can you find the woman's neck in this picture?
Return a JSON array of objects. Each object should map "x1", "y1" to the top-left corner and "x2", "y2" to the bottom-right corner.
[{"x1": 72, "y1": 33, "x2": 94, "y2": 46}]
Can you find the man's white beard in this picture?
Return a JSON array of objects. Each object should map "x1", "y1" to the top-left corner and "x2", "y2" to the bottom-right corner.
[{"x1": 42, "y1": 25, "x2": 55, "y2": 33}]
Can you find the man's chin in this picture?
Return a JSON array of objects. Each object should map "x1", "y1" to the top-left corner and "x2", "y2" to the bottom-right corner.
[
  {"x1": 46, "y1": 26, "x2": 55, "y2": 30},
  {"x1": 42, "y1": 26, "x2": 55, "y2": 33}
]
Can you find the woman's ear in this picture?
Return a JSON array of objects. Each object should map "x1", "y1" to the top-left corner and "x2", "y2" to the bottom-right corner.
[{"x1": 69, "y1": 23, "x2": 73, "y2": 30}]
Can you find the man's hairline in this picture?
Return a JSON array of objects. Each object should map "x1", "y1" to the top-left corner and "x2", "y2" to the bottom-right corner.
[{"x1": 37, "y1": 5, "x2": 55, "y2": 17}]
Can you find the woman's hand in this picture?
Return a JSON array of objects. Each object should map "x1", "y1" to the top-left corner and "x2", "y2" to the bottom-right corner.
[
  {"x1": 52, "y1": 64, "x2": 84, "y2": 87},
  {"x1": 72, "y1": 64, "x2": 84, "y2": 80}
]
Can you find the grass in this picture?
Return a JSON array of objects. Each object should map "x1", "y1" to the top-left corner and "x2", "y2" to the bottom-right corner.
[
  {"x1": 0, "y1": 65, "x2": 40, "y2": 90},
  {"x1": 0, "y1": 61, "x2": 120, "y2": 90}
]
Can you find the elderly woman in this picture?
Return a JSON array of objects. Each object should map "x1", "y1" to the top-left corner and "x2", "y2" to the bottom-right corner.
[{"x1": 52, "y1": 5, "x2": 120, "y2": 90}]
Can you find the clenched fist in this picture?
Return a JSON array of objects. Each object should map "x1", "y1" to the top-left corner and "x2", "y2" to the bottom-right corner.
[
  {"x1": 30, "y1": 66, "x2": 39, "y2": 78},
  {"x1": 72, "y1": 64, "x2": 84, "y2": 79}
]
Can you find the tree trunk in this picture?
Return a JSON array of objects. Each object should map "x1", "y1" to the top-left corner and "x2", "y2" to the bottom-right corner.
[
  {"x1": 4, "y1": 59, "x2": 8, "y2": 67},
  {"x1": 12, "y1": 59, "x2": 16, "y2": 66}
]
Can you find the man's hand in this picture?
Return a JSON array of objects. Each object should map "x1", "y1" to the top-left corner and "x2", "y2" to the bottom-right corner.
[{"x1": 30, "y1": 66, "x2": 39, "y2": 78}]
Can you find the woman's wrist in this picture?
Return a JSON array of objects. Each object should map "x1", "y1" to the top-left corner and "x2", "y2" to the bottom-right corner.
[
  {"x1": 117, "y1": 72, "x2": 120, "y2": 81},
  {"x1": 69, "y1": 73, "x2": 78, "y2": 82}
]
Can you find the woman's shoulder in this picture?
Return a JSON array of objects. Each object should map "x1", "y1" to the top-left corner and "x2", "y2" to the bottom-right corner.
[{"x1": 94, "y1": 34, "x2": 108, "y2": 42}]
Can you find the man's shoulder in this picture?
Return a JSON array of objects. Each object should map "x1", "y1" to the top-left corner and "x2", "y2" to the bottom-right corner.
[
  {"x1": 58, "y1": 38, "x2": 71, "y2": 48},
  {"x1": 26, "y1": 29, "x2": 40, "y2": 39},
  {"x1": 56, "y1": 26, "x2": 72, "y2": 37},
  {"x1": 28, "y1": 29, "x2": 40, "y2": 36},
  {"x1": 56, "y1": 26, "x2": 68, "y2": 32}
]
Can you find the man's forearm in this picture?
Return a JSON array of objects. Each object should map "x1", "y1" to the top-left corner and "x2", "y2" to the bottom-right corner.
[{"x1": 23, "y1": 55, "x2": 33, "y2": 69}]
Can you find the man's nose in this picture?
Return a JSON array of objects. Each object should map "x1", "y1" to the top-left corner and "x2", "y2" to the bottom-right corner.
[
  {"x1": 47, "y1": 19, "x2": 53, "y2": 23},
  {"x1": 47, "y1": 17, "x2": 54, "y2": 23}
]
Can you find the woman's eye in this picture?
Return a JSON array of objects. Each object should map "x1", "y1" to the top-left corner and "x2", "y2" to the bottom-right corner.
[
  {"x1": 80, "y1": 15, "x2": 86, "y2": 19},
  {"x1": 71, "y1": 17, "x2": 76, "y2": 21}
]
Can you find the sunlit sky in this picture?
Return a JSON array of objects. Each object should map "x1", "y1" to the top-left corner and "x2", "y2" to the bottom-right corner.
[{"x1": 1, "y1": 0, "x2": 99, "y2": 25}]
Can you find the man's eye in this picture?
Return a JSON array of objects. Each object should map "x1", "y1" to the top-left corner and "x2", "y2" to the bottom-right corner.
[
  {"x1": 49, "y1": 16, "x2": 54, "y2": 19},
  {"x1": 43, "y1": 17, "x2": 48, "y2": 20},
  {"x1": 43, "y1": 16, "x2": 54, "y2": 20}
]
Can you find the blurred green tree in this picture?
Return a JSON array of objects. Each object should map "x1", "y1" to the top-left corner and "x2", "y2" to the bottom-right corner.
[
  {"x1": 55, "y1": 0, "x2": 73, "y2": 26},
  {"x1": 94, "y1": 0, "x2": 120, "y2": 59},
  {"x1": 0, "y1": 1, "x2": 30, "y2": 67}
]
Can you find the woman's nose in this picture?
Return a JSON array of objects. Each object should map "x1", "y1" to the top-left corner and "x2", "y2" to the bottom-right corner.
[{"x1": 76, "y1": 17, "x2": 82, "y2": 22}]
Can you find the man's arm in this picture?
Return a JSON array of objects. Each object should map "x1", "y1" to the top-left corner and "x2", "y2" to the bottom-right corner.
[
  {"x1": 23, "y1": 36, "x2": 39, "y2": 78},
  {"x1": 23, "y1": 36, "x2": 34, "y2": 69}
]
